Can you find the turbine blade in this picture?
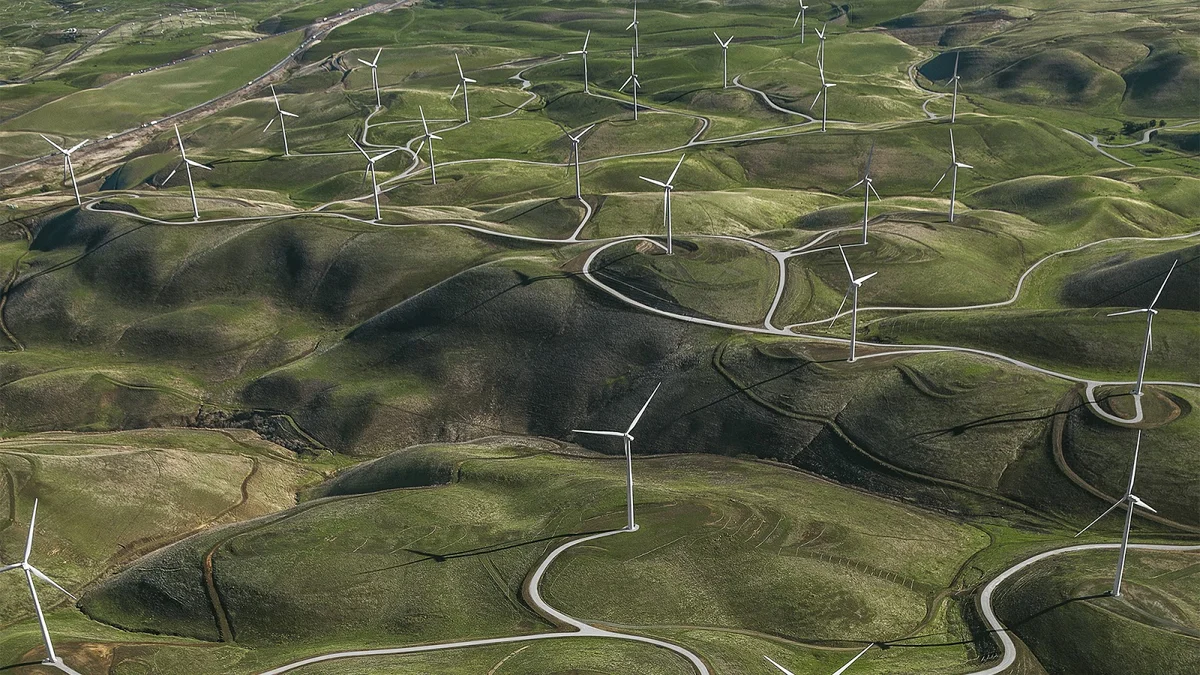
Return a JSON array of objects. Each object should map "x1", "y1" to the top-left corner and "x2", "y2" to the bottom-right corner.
[
  {"x1": 840, "y1": 178, "x2": 865, "y2": 195},
  {"x1": 455, "y1": 53, "x2": 465, "y2": 79},
  {"x1": 640, "y1": 176, "x2": 668, "y2": 187},
  {"x1": 1148, "y1": 259, "x2": 1178, "y2": 310},
  {"x1": 23, "y1": 498, "x2": 38, "y2": 563},
  {"x1": 451, "y1": 83, "x2": 461, "y2": 100},
  {"x1": 67, "y1": 139, "x2": 88, "y2": 154},
  {"x1": 572, "y1": 429, "x2": 626, "y2": 438},
  {"x1": 347, "y1": 134, "x2": 371, "y2": 159},
  {"x1": 372, "y1": 147, "x2": 401, "y2": 162},
  {"x1": 869, "y1": 182, "x2": 882, "y2": 201},
  {"x1": 357, "y1": 58, "x2": 372, "y2": 66},
  {"x1": 831, "y1": 645, "x2": 873, "y2": 675},
  {"x1": 30, "y1": 567, "x2": 76, "y2": 601},
  {"x1": 794, "y1": 11, "x2": 801, "y2": 28},
  {"x1": 865, "y1": 141, "x2": 876, "y2": 175},
  {"x1": 627, "y1": 20, "x2": 636, "y2": 30},
  {"x1": 463, "y1": 77, "x2": 477, "y2": 84},
  {"x1": 420, "y1": 106, "x2": 430, "y2": 134},
  {"x1": 429, "y1": 134, "x2": 443, "y2": 141},
  {"x1": 0, "y1": 563, "x2": 20, "y2": 574},
  {"x1": 855, "y1": 271, "x2": 878, "y2": 284},
  {"x1": 764, "y1": 656, "x2": 797, "y2": 675},
  {"x1": 956, "y1": 162, "x2": 973, "y2": 169},
  {"x1": 932, "y1": 169, "x2": 949, "y2": 192},
  {"x1": 372, "y1": 47, "x2": 382, "y2": 66},
  {"x1": 839, "y1": 244, "x2": 853, "y2": 278},
  {"x1": 667, "y1": 155, "x2": 686, "y2": 184},
  {"x1": 164, "y1": 167, "x2": 178, "y2": 183},
  {"x1": 281, "y1": 110, "x2": 299, "y2": 118},
  {"x1": 830, "y1": 288, "x2": 851, "y2": 327},
  {"x1": 415, "y1": 140, "x2": 426, "y2": 155},
  {"x1": 953, "y1": 51, "x2": 960, "y2": 78},
  {"x1": 626, "y1": 382, "x2": 662, "y2": 434},
  {"x1": 810, "y1": 89, "x2": 822, "y2": 109},
  {"x1": 621, "y1": 75, "x2": 633, "y2": 91},
  {"x1": 1131, "y1": 495, "x2": 1157, "y2": 513},
  {"x1": 568, "y1": 50, "x2": 584, "y2": 55},
  {"x1": 186, "y1": 159, "x2": 212, "y2": 170},
  {"x1": 583, "y1": 29, "x2": 591, "y2": 50},
  {"x1": 40, "y1": 134, "x2": 68, "y2": 154},
  {"x1": 271, "y1": 84, "x2": 281, "y2": 108},
  {"x1": 1106, "y1": 308, "x2": 1147, "y2": 317},
  {"x1": 264, "y1": 118, "x2": 275, "y2": 133},
  {"x1": 1075, "y1": 499, "x2": 1125, "y2": 537}
]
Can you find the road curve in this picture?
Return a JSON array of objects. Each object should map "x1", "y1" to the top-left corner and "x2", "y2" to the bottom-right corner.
[{"x1": 257, "y1": 529, "x2": 710, "y2": 675}]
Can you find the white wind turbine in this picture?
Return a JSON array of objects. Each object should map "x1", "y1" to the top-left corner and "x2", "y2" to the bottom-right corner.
[
  {"x1": 620, "y1": 46, "x2": 641, "y2": 121},
  {"x1": 1074, "y1": 430, "x2": 1156, "y2": 597},
  {"x1": 793, "y1": 1, "x2": 810, "y2": 43},
  {"x1": 830, "y1": 245, "x2": 877, "y2": 362},
  {"x1": 0, "y1": 499, "x2": 77, "y2": 666},
  {"x1": 568, "y1": 30, "x2": 591, "y2": 93},
  {"x1": 264, "y1": 84, "x2": 299, "y2": 156},
  {"x1": 627, "y1": 0, "x2": 640, "y2": 58},
  {"x1": 765, "y1": 644, "x2": 874, "y2": 675},
  {"x1": 810, "y1": 58, "x2": 835, "y2": 132},
  {"x1": 572, "y1": 382, "x2": 661, "y2": 532},
  {"x1": 166, "y1": 125, "x2": 211, "y2": 222},
  {"x1": 348, "y1": 134, "x2": 399, "y2": 221},
  {"x1": 843, "y1": 142, "x2": 880, "y2": 244},
  {"x1": 356, "y1": 48, "x2": 382, "y2": 108},
  {"x1": 714, "y1": 33, "x2": 733, "y2": 88},
  {"x1": 639, "y1": 155, "x2": 685, "y2": 255},
  {"x1": 1107, "y1": 259, "x2": 1178, "y2": 398},
  {"x1": 40, "y1": 135, "x2": 87, "y2": 205},
  {"x1": 450, "y1": 53, "x2": 477, "y2": 122},
  {"x1": 949, "y1": 52, "x2": 961, "y2": 123},
  {"x1": 814, "y1": 22, "x2": 829, "y2": 69},
  {"x1": 418, "y1": 106, "x2": 443, "y2": 185},
  {"x1": 932, "y1": 128, "x2": 972, "y2": 222},
  {"x1": 567, "y1": 124, "x2": 595, "y2": 200}
]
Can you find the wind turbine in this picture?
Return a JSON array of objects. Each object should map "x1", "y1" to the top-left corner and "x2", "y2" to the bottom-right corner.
[
  {"x1": 572, "y1": 383, "x2": 661, "y2": 532},
  {"x1": 793, "y1": 1, "x2": 809, "y2": 43},
  {"x1": 949, "y1": 52, "x2": 961, "y2": 123},
  {"x1": 932, "y1": 128, "x2": 972, "y2": 222},
  {"x1": 1108, "y1": 260, "x2": 1178, "y2": 397},
  {"x1": 264, "y1": 84, "x2": 299, "y2": 156},
  {"x1": 1074, "y1": 430, "x2": 1156, "y2": 597},
  {"x1": 166, "y1": 125, "x2": 211, "y2": 222},
  {"x1": 348, "y1": 135, "x2": 399, "y2": 221},
  {"x1": 639, "y1": 155, "x2": 685, "y2": 255},
  {"x1": 356, "y1": 48, "x2": 382, "y2": 108},
  {"x1": 40, "y1": 135, "x2": 87, "y2": 205},
  {"x1": 765, "y1": 644, "x2": 874, "y2": 675},
  {"x1": 450, "y1": 53, "x2": 477, "y2": 122},
  {"x1": 567, "y1": 124, "x2": 595, "y2": 200},
  {"x1": 830, "y1": 245, "x2": 877, "y2": 362},
  {"x1": 620, "y1": 47, "x2": 641, "y2": 121},
  {"x1": 810, "y1": 59, "x2": 835, "y2": 132},
  {"x1": 627, "y1": 0, "x2": 640, "y2": 58},
  {"x1": 714, "y1": 33, "x2": 733, "y2": 88},
  {"x1": 568, "y1": 30, "x2": 591, "y2": 93},
  {"x1": 418, "y1": 106, "x2": 442, "y2": 185},
  {"x1": 814, "y1": 22, "x2": 829, "y2": 70},
  {"x1": 0, "y1": 499, "x2": 77, "y2": 666},
  {"x1": 843, "y1": 142, "x2": 880, "y2": 244}
]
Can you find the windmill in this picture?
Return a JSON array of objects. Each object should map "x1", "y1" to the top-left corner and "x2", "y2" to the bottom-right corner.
[
  {"x1": 568, "y1": 30, "x2": 591, "y2": 93},
  {"x1": 418, "y1": 106, "x2": 443, "y2": 185},
  {"x1": 567, "y1": 124, "x2": 596, "y2": 200},
  {"x1": 714, "y1": 33, "x2": 733, "y2": 88},
  {"x1": 450, "y1": 53, "x2": 477, "y2": 122},
  {"x1": 40, "y1": 135, "x2": 87, "y2": 205},
  {"x1": 348, "y1": 135, "x2": 399, "y2": 221},
  {"x1": 356, "y1": 48, "x2": 383, "y2": 108},
  {"x1": 843, "y1": 142, "x2": 880, "y2": 244},
  {"x1": 263, "y1": 84, "x2": 299, "y2": 156},
  {"x1": 620, "y1": 47, "x2": 642, "y2": 121},
  {"x1": 1107, "y1": 260, "x2": 1178, "y2": 397},
  {"x1": 931, "y1": 128, "x2": 972, "y2": 222},
  {"x1": 0, "y1": 500, "x2": 77, "y2": 666},
  {"x1": 166, "y1": 125, "x2": 212, "y2": 221},
  {"x1": 639, "y1": 155, "x2": 686, "y2": 255},
  {"x1": 830, "y1": 245, "x2": 877, "y2": 362}
]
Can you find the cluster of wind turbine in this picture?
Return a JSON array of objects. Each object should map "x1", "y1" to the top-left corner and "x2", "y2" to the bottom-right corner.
[
  {"x1": 714, "y1": 33, "x2": 733, "y2": 88},
  {"x1": 843, "y1": 143, "x2": 880, "y2": 244},
  {"x1": 765, "y1": 644, "x2": 874, "y2": 675},
  {"x1": 357, "y1": 48, "x2": 383, "y2": 109},
  {"x1": 40, "y1": 135, "x2": 87, "y2": 205},
  {"x1": 620, "y1": 47, "x2": 642, "y2": 121},
  {"x1": 348, "y1": 135, "x2": 399, "y2": 221},
  {"x1": 166, "y1": 125, "x2": 211, "y2": 222},
  {"x1": 639, "y1": 155, "x2": 685, "y2": 255},
  {"x1": 567, "y1": 124, "x2": 595, "y2": 201},
  {"x1": 627, "y1": 0, "x2": 640, "y2": 57},
  {"x1": 830, "y1": 245, "x2": 877, "y2": 362},
  {"x1": 1074, "y1": 430, "x2": 1156, "y2": 597},
  {"x1": 0, "y1": 500, "x2": 76, "y2": 667},
  {"x1": 810, "y1": 58, "x2": 835, "y2": 132},
  {"x1": 932, "y1": 129, "x2": 972, "y2": 222},
  {"x1": 793, "y1": 1, "x2": 809, "y2": 43},
  {"x1": 569, "y1": 30, "x2": 592, "y2": 93},
  {"x1": 572, "y1": 383, "x2": 661, "y2": 533},
  {"x1": 1108, "y1": 260, "x2": 1178, "y2": 398},
  {"x1": 264, "y1": 84, "x2": 299, "y2": 156},
  {"x1": 418, "y1": 106, "x2": 442, "y2": 185},
  {"x1": 450, "y1": 53, "x2": 477, "y2": 122}
]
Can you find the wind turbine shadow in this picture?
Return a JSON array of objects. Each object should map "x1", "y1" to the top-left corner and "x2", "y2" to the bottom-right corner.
[
  {"x1": 907, "y1": 390, "x2": 1123, "y2": 441},
  {"x1": 355, "y1": 528, "x2": 611, "y2": 576}
]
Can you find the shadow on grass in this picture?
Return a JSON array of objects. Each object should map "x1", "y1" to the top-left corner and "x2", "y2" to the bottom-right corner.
[{"x1": 355, "y1": 528, "x2": 611, "y2": 575}]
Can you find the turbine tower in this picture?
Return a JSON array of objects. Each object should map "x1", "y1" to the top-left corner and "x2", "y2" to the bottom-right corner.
[
  {"x1": 766, "y1": 644, "x2": 874, "y2": 675},
  {"x1": 264, "y1": 84, "x2": 299, "y2": 156},
  {"x1": 950, "y1": 52, "x2": 961, "y2": 123},
  {"x1": 810, "y1": 59, "x2": 836, "y2": 132},
  {"x1": 168, "y1": 125, "x2": 211, "y2": 222},
  {"x1": 620, "y1": 47, "x2": 641, "y2": 121},
  {"x1": 567, "y1": 124, "x2": 596, "y2": 201},
  {"x1": 639, "y1": 155, "x2": 685, "y2": 255},
  {"x1": 568, "y1": 30, "x2": 591, "y2": 93},
  {"x1": 843, "y1": 142, "x2": 880, "y2": 244},
  {"x1": 1075, "y1": 430, "x2": 1157, "y2": 597},
  {"x1": 0, "y1": 499, "x2": 77, "y2": 666},
  {"x1": 793, "y1": 1, "x2": 809, "y2": 43},
  {"x1": 348, "y1": 135, "x2": 399, "y2": 221},
  {"x1": 356, "y1": 48, "x2": 383, "y2": 109},
  {"x1": 40, "y1": 135, "x2": 87, "y2": 205},
  {"x1": 830, "y1": 245, "x2": 877, "y2": 362},
  {"x1": 932, "y1": 128, "x2": 972, "y2": 222},
  {"x1": 572, "y1": 383, "x2": 662, "y2": 532},
  {"x1": 714, "y1": 33, "x2": 733, "y2": 88},
  {"x1": 627, "y1": 0, "x2": 640, "y2": 58},
  {"x1": 1107, "y1": 259, "x2": 1178, "y2": 397},
  {"x1": 450, "y1": 53, "x2": 477, "y2": 122},
  {"x1": 418, "y1": 106, "x2": 443, "y2": 185}
]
